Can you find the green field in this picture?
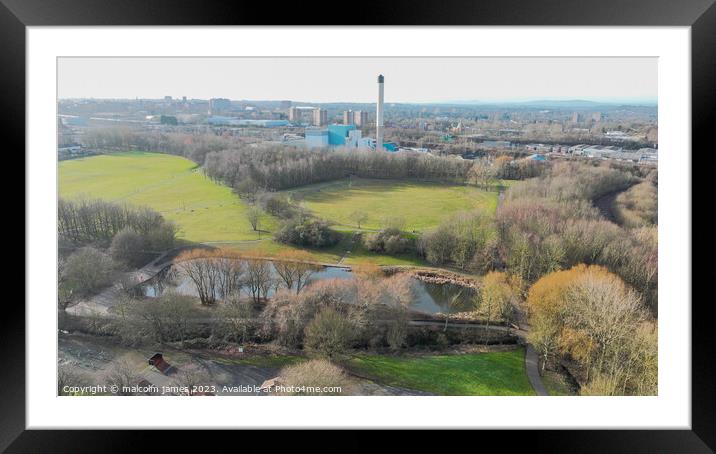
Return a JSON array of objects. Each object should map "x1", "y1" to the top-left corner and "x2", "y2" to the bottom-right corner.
[
  {"x1": 345, "y1": 348, "x2": 534, "y2": 396},
  {"x1": 285, "y1": 177, "x2": 499, "y2": 232},
  {"x1": 59, "y1": 152, "x2": 277, "y2": 243},
  {"x1": 59, "y1": 152, "x2": 498, "y2": 266}
]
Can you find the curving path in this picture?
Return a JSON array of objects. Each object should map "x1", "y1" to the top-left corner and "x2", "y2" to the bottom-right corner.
[
  {"x1": 524, "y1": 344, "x2": 549, "y2": 396},
  {"x1": 511, "y1": 303, "x2": 550, "y2": 396}
]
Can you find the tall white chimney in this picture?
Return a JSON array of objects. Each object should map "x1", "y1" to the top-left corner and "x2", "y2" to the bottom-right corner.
[{"x1": 376, "y1": 74, "x2": 384, "y2": 152}]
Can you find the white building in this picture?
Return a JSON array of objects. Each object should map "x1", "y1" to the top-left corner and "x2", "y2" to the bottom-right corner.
[{"x1": 305, "y1": 128, "x2": 329, "y2": 148}]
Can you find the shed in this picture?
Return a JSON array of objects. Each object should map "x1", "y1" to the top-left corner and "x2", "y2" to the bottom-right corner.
[{"x1": 148, "y1": 353, "x2": 174, "y2": 375}]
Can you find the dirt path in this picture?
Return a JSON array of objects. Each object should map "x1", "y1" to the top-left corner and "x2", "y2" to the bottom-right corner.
[
  {"x1": 593, "y1": 184, "x2": 635, "y2": 224},
  {"x1": 337, "y1": 232, "x2": 360, "y2": 265},
  {"x1": 594, "y1": 190, "x2": 620, "y2": 223}
]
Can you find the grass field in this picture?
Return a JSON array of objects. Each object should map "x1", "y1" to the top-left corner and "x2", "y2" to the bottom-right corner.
[
  {"x1": 285, "y1": 177, "x2": 499, "y2": 232},
  {"x1": 59, "y1": 152, "x2": 277, "y2": 243},
  {"x1": 345, "y1": 348, "x2": 534, "y2": 396},
  {"x1": 59, "y1": 152, "x2": 497, "y2": 266}
]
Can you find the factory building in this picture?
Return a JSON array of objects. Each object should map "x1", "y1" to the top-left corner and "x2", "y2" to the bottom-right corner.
[
  {"x1": 328, "y1": 124, "x2": 357, "y2": 145},
  {"x1": 206, "y1": 116, "x2": 289, "y2": 127},
  {"x1": 305, "y1": 128, "x2": 329, "y2": 148},
  {"x1": 304, "y1": 124, "x2": 372, "y2": 149}
]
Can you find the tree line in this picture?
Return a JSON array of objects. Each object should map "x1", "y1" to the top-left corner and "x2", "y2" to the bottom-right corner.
[
  {"x1": 415, "y1": 162, "x2": 657, "y2": 312},
  {"x1": 58, "y1": 198, "x2": 176, "y2": 252}
]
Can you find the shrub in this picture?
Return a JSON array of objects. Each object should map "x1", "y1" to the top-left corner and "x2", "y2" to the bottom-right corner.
[
  {"x1": 386, "y1": 318, "x2": 408, "y2": 351},
  {"x1": 61, "y1": 247, "x2": 117, "y2": 298},
  {"x1": 364, "y1": 228, "x2": 413, "y2": 255},
  {"x1": 304, "y1": 307, "x2": 356, "y2": 358},
  {"x1": 110, "y1": 228, "x2": 149, "y2": 268},
  {"x1": 277, "y1": 359, "x2": 349, "y2": 396},
  {"x1": 275, "y1": 218, "x2": 340, "y2": 247},
  {"x1": 259, "y1": 193, "x2": 296, "y2": 219}
]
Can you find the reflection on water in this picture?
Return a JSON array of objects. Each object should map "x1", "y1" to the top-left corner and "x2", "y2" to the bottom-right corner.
[
  {"x1": 140, "y1": 264, "x2": 475, "y2": 315},
  {"x1": 411, "y1": 281, "x2": 476, "y2": 315}
]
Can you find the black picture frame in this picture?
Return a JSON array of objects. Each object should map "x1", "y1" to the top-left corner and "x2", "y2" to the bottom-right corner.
[{"x1": 6, "y1": 0, "x2": 711, "y2": 450}]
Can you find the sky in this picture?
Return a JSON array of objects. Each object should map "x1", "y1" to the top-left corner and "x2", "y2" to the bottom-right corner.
[{"x1": 58, "y1": 57, "x2": 657, "y2": 104}]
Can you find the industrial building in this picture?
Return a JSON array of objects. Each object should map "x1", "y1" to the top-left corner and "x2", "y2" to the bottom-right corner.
[
  {"x1": 568, "y1": 144, "x2": 623, "y2": 158},
  {"x1": 305, "y1": 128, "x2": 329, "y2": 148},
  {"x1": 206, "y1": 116, "x2": 289, "y2": 127},
  {"x1": 304, "y1": 124, "x2": 373, "y2": 149}
]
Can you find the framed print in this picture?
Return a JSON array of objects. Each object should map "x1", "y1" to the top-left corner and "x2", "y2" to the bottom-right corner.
[{"x1": 7, "y1": 0, "x2": 713, "y2": 449}]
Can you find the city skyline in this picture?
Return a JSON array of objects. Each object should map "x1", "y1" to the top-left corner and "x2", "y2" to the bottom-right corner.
[{"x1": 58, "y1": 57, "x2": 658, "y2": 105}]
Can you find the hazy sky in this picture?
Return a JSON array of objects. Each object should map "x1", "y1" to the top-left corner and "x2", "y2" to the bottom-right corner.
[{"x1": 58, "y1": 57, "x2": 657, "y2": 104}]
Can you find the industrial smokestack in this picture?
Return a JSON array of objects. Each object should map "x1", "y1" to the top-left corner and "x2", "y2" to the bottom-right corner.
[{"x1": 376, "y1": 74, "x2": 384, "y2": 152}]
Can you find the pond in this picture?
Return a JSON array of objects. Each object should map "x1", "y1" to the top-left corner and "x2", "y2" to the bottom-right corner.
[{"x1": 140, "y1": 264, "x2": 476, "y2": 315}]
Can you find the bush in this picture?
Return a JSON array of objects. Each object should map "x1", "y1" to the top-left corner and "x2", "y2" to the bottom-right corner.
[
  {"x1": 277, "y1": 359, "x2": 349, "y2": 395},
  {"x1": 386, "y1": 318, "x2": 408, "y2": 351},
  {"x1": 259, "y1": 193, "x2": 296, "y2": 219},
  {"x1": 304, "y1": 307, "x2": 356, "y2": 358},
  {"x1": 419, "y1": 210, "x2": 496, "y2": 271},
  {"x1": 275, "y1": 218, "x2": 341, "y2": 248},
  {"x1": 364, "y1": 228, "x2": 413, "y2": 255},
  {"x1": 61, "y1": 247, "x2": 117, "y2": 298},
  {"x1": 144, "y1": 221, "x2": 177, "y2": 251},
  {"x1": 110, "y1": 228, "x2": 149, "y2": 268}
]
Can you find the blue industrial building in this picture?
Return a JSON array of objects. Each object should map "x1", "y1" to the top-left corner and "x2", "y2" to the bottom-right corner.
[{"x1": 327, "y1": 124, "x2": 356, "y2": 145}]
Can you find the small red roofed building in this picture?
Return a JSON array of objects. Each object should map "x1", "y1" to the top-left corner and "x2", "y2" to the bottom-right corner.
[{"x1": 148, "y1": 353, "x2": 173, "y2": 375}]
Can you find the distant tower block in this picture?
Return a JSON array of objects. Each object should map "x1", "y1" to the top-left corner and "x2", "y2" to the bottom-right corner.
[{"x1": 376, "y1": 74, "x2": 384, "y2": 152}]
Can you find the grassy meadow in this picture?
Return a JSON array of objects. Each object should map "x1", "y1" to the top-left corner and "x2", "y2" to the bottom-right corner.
[
  {"x1": 345, "y1": 348, "x2": 534, "y2": 396},
  {"x1": 59, "y1": 152, "x2": 277, "y2": 243},
  {"x1": 285, "y1": 177, "x2": 499, "y2": 232},
  {"x1": 60, "y1": 152, "x2": 498, "y2": 266}
]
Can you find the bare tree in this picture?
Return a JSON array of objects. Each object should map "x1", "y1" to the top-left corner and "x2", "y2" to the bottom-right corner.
[
  {"x1": 245, "y1": 257, "x2": 273, "y2": 303},
  {"x1": 177, "y1": 250, "x2": 220, "y2": 305},
  {"x1": 349, "y1": 210, "x2": 369, "y2": 229},
  {"x1": 175, "y1": 362, "x2": 212, "y2": 395},
  {"x1": 246, "y1": 205, "x2": 262, "y2": 235},
  {"x1": 105, "y1": 359, "x2": 142, "y2": 396},
  {"x1": 216, "y1": 257, "x2": 244, "y2": 300}
]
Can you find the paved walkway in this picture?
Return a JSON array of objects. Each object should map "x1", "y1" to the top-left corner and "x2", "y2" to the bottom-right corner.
[
  {"x1": 524, "y1": 344, "x2": 549, "y2": 396},
  {"x1": 511, "y1": 302, "x2": 550, "y2": 396}
]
